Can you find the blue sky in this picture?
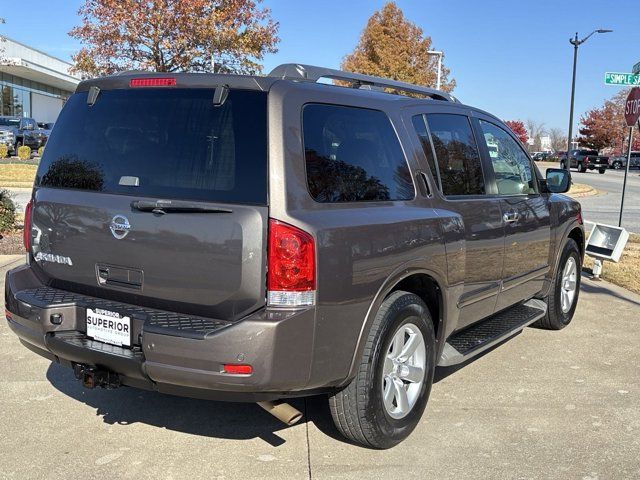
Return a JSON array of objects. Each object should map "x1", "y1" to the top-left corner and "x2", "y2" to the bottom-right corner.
[{"x1": 1, "y1": 0, "x2": 638, "y2": 131}]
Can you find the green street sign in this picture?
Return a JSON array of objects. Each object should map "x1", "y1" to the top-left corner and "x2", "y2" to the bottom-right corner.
[
  {"x1": 605, "y1": 72, "x2": 640, "y2": 86},
  {"x1": 633, "y1": 62, "x2": 640, "y2": 75}
]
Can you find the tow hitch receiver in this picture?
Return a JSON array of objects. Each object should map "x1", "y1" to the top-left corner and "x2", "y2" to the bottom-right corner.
[{"x1": 73, "y1": 364, "x2": 121, "y2": 389}]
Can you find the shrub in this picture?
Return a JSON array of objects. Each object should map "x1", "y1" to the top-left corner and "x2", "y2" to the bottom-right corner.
[
  {"x1": 38, "y1": 146, "x2": 45, "y2": 157},
  {"x1": 17, "y1": 146, "x2": 31, "y2": 160},
  {"x1": 0, "y1": 144, "x2": 8, "y2": 159},
  {"x1": 0, "y1": 189, "x2": 16, "y2": 233}
]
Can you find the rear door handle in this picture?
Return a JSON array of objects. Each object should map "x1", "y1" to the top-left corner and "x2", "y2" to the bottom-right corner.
[{"x1": 503, "y1": 211, "x2": 519, "y2": 223}]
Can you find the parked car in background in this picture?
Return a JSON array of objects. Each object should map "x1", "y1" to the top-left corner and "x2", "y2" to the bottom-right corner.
[
  {"x1": 532, "y1": 152, "x2": 552, "y2": 161},
  {"x1": 0, "y1": 116, "x2": 48, "y2": 154},
  {"x1": 5, "y1": 65, "x2": 584, "y2": 449},
  {"x1": 609, "y1": 152, "x2": 640, "y2": 170},
  {"x1": 561, "y1": 149, "x2": 608, "y2": 173},
  {"x1": 37, "y1": 122, "x2": 55, "y2": 141}
]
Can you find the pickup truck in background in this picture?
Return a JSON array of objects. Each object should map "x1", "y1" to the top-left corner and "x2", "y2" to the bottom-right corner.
[
  {"x1": 561, "y1": 149, "x2": 608, "y2": 174},
  {"x1": 0, "y1": 116, "x2": 48, "y2": 154}
]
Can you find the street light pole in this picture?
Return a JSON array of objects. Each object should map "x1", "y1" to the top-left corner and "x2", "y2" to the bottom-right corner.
[
  {"x1": 565, "y1": 29, "x2": 612, "y2": 171},
  {"x1": 427, "y1": 50, "x2": 443, "y2": 90},
  {"x1": 566, "y1": 33, "x2": 579, "y2": 168}
]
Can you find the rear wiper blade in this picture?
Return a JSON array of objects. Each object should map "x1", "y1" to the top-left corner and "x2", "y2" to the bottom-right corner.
[{"x1": 131, "y1": 200, "x2": 233, "y2": 214}]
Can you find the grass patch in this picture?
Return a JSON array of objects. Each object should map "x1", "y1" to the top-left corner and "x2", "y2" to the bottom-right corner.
[
  {"x1": 584, "y1": 233, "x2": 640, "y2": 295},
  {"x1": 0, "y1": 164, "x2": 37, "y2": 188}
]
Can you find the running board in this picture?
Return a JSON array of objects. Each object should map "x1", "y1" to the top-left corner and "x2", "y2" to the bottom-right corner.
[{"x1": 438, "y1": 299, "x2": 547, "y2": 367}]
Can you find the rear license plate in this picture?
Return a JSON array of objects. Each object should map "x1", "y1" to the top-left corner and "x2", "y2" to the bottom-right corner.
[{"x1": 86, "y1": 308, "x2": 131, "y2": 347}]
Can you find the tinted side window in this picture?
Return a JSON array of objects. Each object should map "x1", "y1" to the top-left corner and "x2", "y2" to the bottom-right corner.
[
  {"x1": 411, "y1": 114, "x2": 441, "y2": 191},
  {"x1": 426, "y1": 114, "x2": 484, "y2": 196},
  {"x1": 303, "y1": 104, "x2": 414, "y2": 202},
  {"x1": 479, "y1": 120, "x2": 537, "y2": 195}
]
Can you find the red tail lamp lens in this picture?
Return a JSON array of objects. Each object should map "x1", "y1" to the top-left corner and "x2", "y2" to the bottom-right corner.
[
  {"x1": 129, "y1": 77, "x2": 177, "y2": 87},
  {"x1": 267, "y1": 219, "x2": 316, "y2": 292},
  {"x1": 223, "y1": 364, "x2": 253, "y2": 375},
  {"x1": 23, "y1": 199, "x2": 33, "y2": 251}
]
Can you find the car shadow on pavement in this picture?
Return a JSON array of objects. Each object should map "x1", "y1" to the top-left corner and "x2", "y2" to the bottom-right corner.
[
  {"x1": 580, "y1": 277, "x2": 640, "y2": 308},
  {"x1": 45, "y1": 362, "x2": 303, "y2": 447}
]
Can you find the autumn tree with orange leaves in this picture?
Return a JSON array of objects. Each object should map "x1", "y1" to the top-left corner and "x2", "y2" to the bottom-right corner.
[
  {"x1": 578, "y1": 89, "x2": 640, "y2": 153},
  {"x1": 342, "y1": 2, "x2": 455, "y2": 92},
  {"x1": 69, "y1": 0, "x2": 279, "y2": 77},
  {"x1": 504, "y1": 120, "x2": 529, "y2": 145}
]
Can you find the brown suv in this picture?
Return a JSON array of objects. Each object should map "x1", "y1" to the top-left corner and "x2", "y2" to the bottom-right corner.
[{"x1": 5, "y1": 65, "x2": 584, "y2": 449}]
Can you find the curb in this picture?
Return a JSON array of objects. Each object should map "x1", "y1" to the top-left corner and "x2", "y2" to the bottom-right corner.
[{"x1": 567, "y1": 184, "x2": 599, "y2": 199}]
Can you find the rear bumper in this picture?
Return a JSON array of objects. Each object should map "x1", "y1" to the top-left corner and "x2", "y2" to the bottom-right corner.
[
  {"x1": 5, "y1": 264, "x2": 318, "y2": 402},
  {"x1": 586, "y1": 161, "x2": 608, "y2": 169}
]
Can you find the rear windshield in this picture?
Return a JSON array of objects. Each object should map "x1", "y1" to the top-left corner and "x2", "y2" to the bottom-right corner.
[{"x1": 36, "y1": 88, "x2": 268, "y2": 204}]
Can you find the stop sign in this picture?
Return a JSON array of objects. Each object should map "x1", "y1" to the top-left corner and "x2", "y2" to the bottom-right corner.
[{"x1": 625, "y1": 87, "x2": 640, "y2": 126}]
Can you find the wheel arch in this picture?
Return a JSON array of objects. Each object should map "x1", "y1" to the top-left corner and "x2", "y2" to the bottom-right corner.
[{"x1": 342, "y1": 264, "x2": 448, "y2": 386}]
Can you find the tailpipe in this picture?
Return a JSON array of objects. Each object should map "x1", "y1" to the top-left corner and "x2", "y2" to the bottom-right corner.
[{"x1": 257, "y1": 401, "x2": 303, "y2": 426}]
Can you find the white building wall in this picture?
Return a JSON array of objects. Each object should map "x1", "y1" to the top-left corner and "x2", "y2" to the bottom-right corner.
[{"x1": 31, "y1": 93, "x2": 64, "y2": 123}]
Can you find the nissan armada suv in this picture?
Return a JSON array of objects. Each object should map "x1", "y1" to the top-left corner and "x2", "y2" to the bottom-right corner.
[{"x1": 5, "y1": 65, "x2": 584, "y2": 449}]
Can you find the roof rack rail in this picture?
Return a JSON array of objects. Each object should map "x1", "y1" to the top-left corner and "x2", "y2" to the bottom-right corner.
[{"x1": 268, "y1": 63, "x2": 457, "y2": 102}]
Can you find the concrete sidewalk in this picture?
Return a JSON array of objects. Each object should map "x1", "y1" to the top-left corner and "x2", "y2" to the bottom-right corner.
[{"x1": 0, "y1": 256, "x2": 638, "y2": 480}]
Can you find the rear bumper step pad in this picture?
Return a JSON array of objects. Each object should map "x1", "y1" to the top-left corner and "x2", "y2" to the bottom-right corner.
[{"x1": 15, "y1": 286, "x2": 231, "y2": 339}]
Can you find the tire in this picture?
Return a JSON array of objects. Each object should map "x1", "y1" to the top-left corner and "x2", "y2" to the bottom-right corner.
[
  {"x1": 599, "y1": 168, "x2": 606, "y2": 174},
  {"x1": 613, "y1": 161, "x2": 622, "y2": 170},
  {"x1": 560, "y1": 161, "x2": 567, "y2": 170},
  {"x1": 534, "y1": 239, "x2": 581, "y2": 330},
  {"x1": 578, "y1": 162, "x2": 587, "y2": 173},
  {"x1": 328, "y1": 291, "x2": 436, "y2": 449}
]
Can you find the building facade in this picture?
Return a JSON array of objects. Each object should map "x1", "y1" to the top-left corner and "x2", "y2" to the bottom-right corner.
[{"x1": 0, "y1": 36, "x2": 80, "y2": 123}]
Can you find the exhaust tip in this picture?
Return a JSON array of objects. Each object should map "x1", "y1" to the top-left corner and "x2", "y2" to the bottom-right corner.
[{"x1": 257, "y1": 401, "x2": 303, "y2": 426}]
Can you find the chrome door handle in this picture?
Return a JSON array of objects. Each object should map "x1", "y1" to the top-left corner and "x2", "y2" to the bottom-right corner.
[{"x1": 503, "y1": 211, "x2": 519, "y2": 223}]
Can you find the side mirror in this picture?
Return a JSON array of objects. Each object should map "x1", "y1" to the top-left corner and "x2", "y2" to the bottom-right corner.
[{"x1": 545, "y1": 168, "x2": 571, "y2": 193}]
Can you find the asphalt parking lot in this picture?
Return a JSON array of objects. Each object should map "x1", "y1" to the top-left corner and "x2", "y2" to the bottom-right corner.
[{"x1": 1, "y1": 255, "x2": 639, "y2": 480}]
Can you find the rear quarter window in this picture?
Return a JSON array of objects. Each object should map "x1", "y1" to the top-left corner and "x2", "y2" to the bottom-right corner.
[{"x1": 302, "y1": 104, "x2": 414, "y2": 203}]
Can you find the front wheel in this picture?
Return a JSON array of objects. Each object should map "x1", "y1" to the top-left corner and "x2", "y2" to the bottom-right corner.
[
  {"x1": 533, "y1": 239, "x2": 581, "y2": 330},
  {"x1": 599, "y1": 168, "x2": 606, "y2": 174},
  {"x1": 328, "y1": 291, "x2": 436, "y2": 449},
  {"x1": 578, "y1": 162, "x2": 587, "y2": 173},
  {"x1": 613, "y1": 161, "x2": 623, "y2": 170}
]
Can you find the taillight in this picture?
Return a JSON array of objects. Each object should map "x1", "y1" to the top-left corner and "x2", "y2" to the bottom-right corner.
[
  {"x1": 23, "y1": 199, "x2": 33, "y2": 251},
  {"x1": 267, "y1": 219, "x2": 316, "y2": 307},
  {"x1": 129, "y1": 77, "x2": 176, "y2": 87}
]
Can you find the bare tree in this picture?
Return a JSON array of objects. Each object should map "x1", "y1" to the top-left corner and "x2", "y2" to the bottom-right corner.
[
  {"x1": 548, "y1": 127, "x2": 566, "y2": 152},
  {"x1": 525, "y1": 119, "x2": 547, "y2": 152}
]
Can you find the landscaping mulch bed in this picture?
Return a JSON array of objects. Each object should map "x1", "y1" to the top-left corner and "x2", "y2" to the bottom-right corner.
[{"x1": 0, "y1": 230, "x2": 24, "y2": 255}]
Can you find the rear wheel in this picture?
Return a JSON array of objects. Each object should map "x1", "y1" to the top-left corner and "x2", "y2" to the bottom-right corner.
[
  {"x1": 613, "y1": 161, "x2": 622, "y2": 170},
  {"x1": 534, "y1": 239, "x2": 581, "y2": 330},
  {"x1": 328, "y1": 291, "x2": 436, "y2": 449},
  {"x1": 578, "y1": 162, "x2": 587, "y2": 173},
  {"x1": 560, "y1": 161, "x2": 567, "y2": 170},
  {"x1": 599, "y1": 168, "x2": 606, "y2": 174}
]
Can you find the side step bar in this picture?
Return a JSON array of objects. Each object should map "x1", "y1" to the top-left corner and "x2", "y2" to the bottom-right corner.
[{"x1": 438, "y1": 299, "x2": 547, "y2": 367}]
